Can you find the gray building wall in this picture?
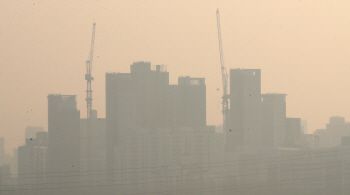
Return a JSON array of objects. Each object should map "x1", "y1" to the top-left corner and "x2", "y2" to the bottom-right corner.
[
  {"x1": 106, "y1": 62, "x2": 170, "y2": 179},
  {"x1": 18, "y1": 132, "x2": 48, "y2": 187},
  {"x1": 228, "y1": 69, "x2": 261, "y2": 152},
  {"x1": 80, "y1": 112, "x2": 106, "y2": 180},
  {"x1": 170, "y1": 76, "x2": 206, "y2": 130},
  {"x1": 47, "y1": 94, "x2": 80, "y2": 186},
  {"x1": 105, "y1": 61, "x2": 207, "y2": 182},
  {"x1": 261, "y1": 94, "x2": 287, "y2": 147},
  {"x1": 285, "y1": 118, "x2": 301, "y2": 148},
  {"x1": 0, "y1": 138, "x2": 4, "y2": 166}
]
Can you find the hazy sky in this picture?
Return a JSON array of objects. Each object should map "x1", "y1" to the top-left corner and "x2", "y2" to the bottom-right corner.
[{"x1": 1, "y1": 0, "x2": 350, "y2": 153}]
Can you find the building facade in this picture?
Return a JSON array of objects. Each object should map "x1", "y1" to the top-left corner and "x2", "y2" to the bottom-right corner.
[
  {"x1": 47, "y1": 94, "x2": 80, "y2": 188},
  {"x1": 106, "y1": 61, "x2": 208, "y2": 180},
  {"x1": 261, "y1": 94, "x2": 287, "y2": 147},
  {"x1": 228, "y1": 69, "x2": 262, "y2": 152}
]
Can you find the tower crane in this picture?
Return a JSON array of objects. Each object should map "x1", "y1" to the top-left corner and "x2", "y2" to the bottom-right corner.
[
  {"x1": 85, "y1": 23, "x2": 96, "y2": 177},
  {"x1": 216, "y1": 9, "x2": 229, "y2": 135},
  {"x1": 86, "y1": 23, "x2": 96, "y2": 119}
]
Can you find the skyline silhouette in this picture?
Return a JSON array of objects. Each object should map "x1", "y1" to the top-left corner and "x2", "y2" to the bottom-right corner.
[
  {"x1": 3, "y1": 60, "x2": 350, "y2": 195},
  {"x1": 3, "y1": 1, "x2": 350, "y2": 153},
  {"x1": 2, "y1": 1, "x2": 350, "y2": 194}
]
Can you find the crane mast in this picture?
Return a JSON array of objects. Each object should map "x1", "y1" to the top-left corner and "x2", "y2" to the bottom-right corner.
[
  {"x1": 216, "y1": 9, "x2": 229, "y2": 134},
  {"x1": 86, "y1": 23, "x2": 96, "y2": 119},
  {"x1": 85, "y1": 23, "x2": 96, "y2": 178}
]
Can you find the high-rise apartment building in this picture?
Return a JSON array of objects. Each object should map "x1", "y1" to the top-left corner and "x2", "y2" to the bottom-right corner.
[
  {"x1": 18, "y1": 132, "x2": 48, "y2": 186},
  {"x1": 105, "y1": 61, "x2": 208, "y2": 180},
  {"x1": 130, "y1": 62, "x2": 170, "y2": 129},
  {"x1": 106, "y1": 62, "x2": 170, "y2": 176},
  {"x1": 261, "y1": 94, "x2": 287, "y2": 147},
  {"x1": 228, "y1": 69, "x2": 261, "y2": 152},
  {"x1": 47, "y1": 95, "x2": 80, "y2": 186},
  {"x1": 80, "y1": 110, "x2": 106, "y2": 181},
  {"x1": 170, "y1": 76, "x2": 206, "y2": 130}
]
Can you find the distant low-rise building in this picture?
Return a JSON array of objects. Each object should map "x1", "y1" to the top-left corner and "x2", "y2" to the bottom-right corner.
[
  {"x1": 25, "y1": 126, "x2": 45, "y2": 140},
  {"x1": 313, "y1": 116, "x2": 350, "y2": 148},
  {"x1": 285, "y1": 118, "x2": 302, "y2": 148}
]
